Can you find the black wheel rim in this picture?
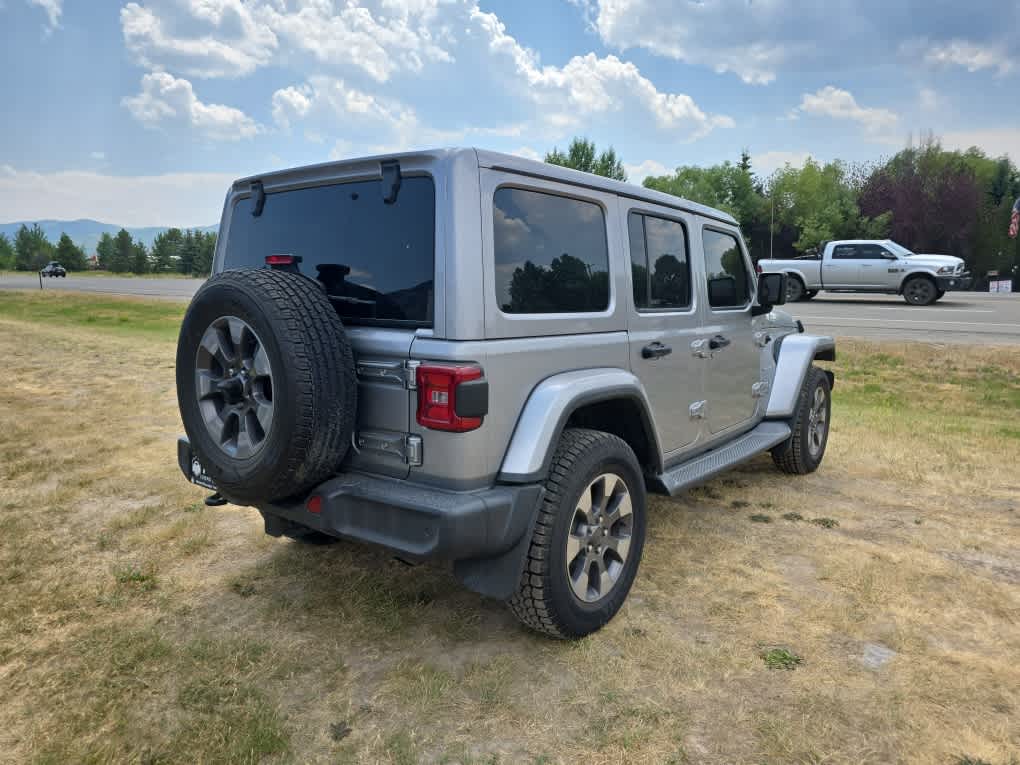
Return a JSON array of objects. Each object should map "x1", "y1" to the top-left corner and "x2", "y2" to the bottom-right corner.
[
  {"x1": 905, "y1": 280, "x2": 934, "y2": 304},
  {"x1": 194, "y1": 316, "x2": 275, "y2": 459},
  {"x1": 786, "y1": 279, "x2": 803, "y2": 301},
  {"x1": 565, "y1": 473, "x2": 634, "y2": 604}
]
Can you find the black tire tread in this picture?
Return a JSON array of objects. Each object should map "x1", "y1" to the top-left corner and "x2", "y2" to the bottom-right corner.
[
  {"x1": 772, "y1": 365, "x2": 828, "y2": 475},
  {"x1": 508, "y1": 428, "x2": 639, "y2": 639},
  {"x1": 178, "y1": 268, "x2": 356, "y2": 503}
]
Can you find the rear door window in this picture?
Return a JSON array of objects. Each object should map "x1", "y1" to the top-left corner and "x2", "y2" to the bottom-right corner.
[
  {"x1": 628, "y1": 212, "x2": 691, "y2": 311},
  {"x1": 223, "y1": 176, "x2": 435, "y2": 327},
  {"x1": 831, "y1": 244, "x2": 860, "y2": 259},
  {"x1": 493, "y1": 187, "x2": 610, "y2": 314}
]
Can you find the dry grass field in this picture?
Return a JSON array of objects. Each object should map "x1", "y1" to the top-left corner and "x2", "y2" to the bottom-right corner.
[{"x1": 0, "y1": 290, "x2": 1018, "y2": 765}]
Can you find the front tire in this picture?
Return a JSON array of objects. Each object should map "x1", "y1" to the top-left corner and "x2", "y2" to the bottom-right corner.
[
  {"x1": 903, "y1": 276, "x2": 937, "y2": 305},
  {"x1": 508, "y1": 429, "x2": 647, "y2": 639},
  {"x1": 772, "y1": 366, "x2": 831, "y2": 475}
]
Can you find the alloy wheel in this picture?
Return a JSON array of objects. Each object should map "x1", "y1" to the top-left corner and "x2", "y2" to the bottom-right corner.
[
  {"x1": 194, "y1": 316, "x2": 275, "y2": 459},
  {"x1": 565, "y1": 473, "x2": 634, "y2": 603}
]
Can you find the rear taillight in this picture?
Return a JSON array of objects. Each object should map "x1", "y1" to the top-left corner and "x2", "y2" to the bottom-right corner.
[{"x1": 415, "y1": 363, "x2": 486, "y2": 432}]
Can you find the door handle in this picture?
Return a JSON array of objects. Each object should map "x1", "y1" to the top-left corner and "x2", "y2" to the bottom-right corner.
[
  {"x1": 642, "y1": 342, "x2": 672, "y2": 359},
  {"x1": 708, "y1": 334, "x2": 731, "y2": 350}
]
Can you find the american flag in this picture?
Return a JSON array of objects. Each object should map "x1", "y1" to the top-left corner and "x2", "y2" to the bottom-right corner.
[{"x1": 1011, "y1": 196, "x2": 1020, "y2": 239}]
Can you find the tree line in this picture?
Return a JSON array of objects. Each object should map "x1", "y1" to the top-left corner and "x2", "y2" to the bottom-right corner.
[
  {"x1": 546, "y1": 137, "x2": 1020, "y2": 281},
  {"x1": 0, "y1": 224, "x2": 216, "y2": 276}
]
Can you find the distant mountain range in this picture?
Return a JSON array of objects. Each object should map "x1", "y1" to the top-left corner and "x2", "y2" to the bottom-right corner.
[{"x1": 0, "y1": 219, "x2": 218, "y2": 255}]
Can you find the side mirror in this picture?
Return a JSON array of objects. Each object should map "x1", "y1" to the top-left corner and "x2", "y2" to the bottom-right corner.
[{"x1": 753, "y1": 272, "x2": 787, "y2": 316}]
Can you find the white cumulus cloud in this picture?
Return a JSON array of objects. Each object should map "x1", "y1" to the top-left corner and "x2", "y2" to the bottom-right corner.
[
  {"x1": 793, "y1": 86, "x2": 898, "y2": 135},
  {"x1": 122, "y1": 72, "x2": 261, "y2": 141},
  {"x1": 27, "y1": 0, "x2": 61, "y2": 29},
  {"x1": 121, "y1": 1, "x2": 278, "y2": 79},
  {"x1": 585, "y1": 0, "x2": 1019, "y2": 84},
  {"x1": 924, "y1": 40, "x2": 1014, "y2": 75}
]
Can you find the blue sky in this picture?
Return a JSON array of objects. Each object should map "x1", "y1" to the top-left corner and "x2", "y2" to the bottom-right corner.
[{"x1": 2, "y1": 0, "x2": 1019, "y2": 227}]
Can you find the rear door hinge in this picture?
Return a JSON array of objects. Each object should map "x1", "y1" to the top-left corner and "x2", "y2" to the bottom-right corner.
[
  {"x1": 356, "y1": 359, "x2": 420, "y2": 390},
  {"x1": 355, "y1": 430, "x2": 423, "y2": 466}
]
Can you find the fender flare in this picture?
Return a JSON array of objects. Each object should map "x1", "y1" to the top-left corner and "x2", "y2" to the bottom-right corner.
[
  {"x1": 765, "y1": 334, "x2": 836, "y2": 419},
  {"x1": 497, "y1": 368, "x2": 661, "y2": 484},
  {"x1": 897, "y1": 270, "x2": 938, "y2": 293}
]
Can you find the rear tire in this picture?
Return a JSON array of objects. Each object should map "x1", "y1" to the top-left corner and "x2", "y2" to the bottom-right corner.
[
  {"x1": 772, "y1": 366, "x2": 831, "y2": 475},
  {"x1": 176, "y1": 268, "x2": 357, "y2": 504},
  {"x1": 508, "y1": 429, "x2": 647, "y2": 639},
  {"x1": 803, "y1": 290, "x2": 818, "y2": 300}
]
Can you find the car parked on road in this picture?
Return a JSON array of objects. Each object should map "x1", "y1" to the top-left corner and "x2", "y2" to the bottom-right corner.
[
  {"x1": 758, "y1": 239, "x2": 971, "y2": 305},
  {"x1": 40, "y1": 261, "x2": 66, "y2": 277},
  {"x1": 174, "y1": 148, "x2": 836, "y2": 638}
]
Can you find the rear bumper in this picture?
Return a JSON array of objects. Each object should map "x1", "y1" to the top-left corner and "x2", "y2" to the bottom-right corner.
[
  {"x1": 177, "y1": 437, "x2": 543, "y2": 564},
  {"x1": 937, "y1": 274, "x2": 972, "y2": 291}
]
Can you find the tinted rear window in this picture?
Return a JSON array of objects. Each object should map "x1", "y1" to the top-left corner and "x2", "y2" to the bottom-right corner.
[
  {"x1": 223, "y1": 176, "x2": 435, "y2": 326},
  {"x1": 493, "y1": 187, "x2": 610, "y2": 314}
]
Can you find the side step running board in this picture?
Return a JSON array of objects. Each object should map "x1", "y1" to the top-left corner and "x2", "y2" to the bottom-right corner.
[{"x1": 652, "y1": 421, "x2": 791, "y2": 496}]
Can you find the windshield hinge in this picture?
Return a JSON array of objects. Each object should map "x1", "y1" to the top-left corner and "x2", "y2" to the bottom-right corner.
[
  {"x1": 381, "y1": 161, "x2": 402, "y2": 204},
  {"x1": 251, "y1": 180, "x2": 266, "y2": 217}
]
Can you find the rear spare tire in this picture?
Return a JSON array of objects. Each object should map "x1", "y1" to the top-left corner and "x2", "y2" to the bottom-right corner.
[{"x1": 176, "y1": 268, "x2": 356, "y2": 504}]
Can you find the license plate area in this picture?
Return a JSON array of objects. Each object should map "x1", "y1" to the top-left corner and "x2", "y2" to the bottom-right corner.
[{"x1": 177, "y1": 437, "x2": 217, "y2": 490}]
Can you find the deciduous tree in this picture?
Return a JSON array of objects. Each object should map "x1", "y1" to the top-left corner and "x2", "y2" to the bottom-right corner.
[{"x1": 546, "y1": 138, "x2": 627, "y2": 181}]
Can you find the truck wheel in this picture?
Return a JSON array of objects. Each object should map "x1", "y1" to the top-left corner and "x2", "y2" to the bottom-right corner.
[
  {"x1": 176, "y1": 268, "x2": 356, "y2": 504},
  {"x1": 934, "y1": 289, "x2": 945, "y2": 302},
  {"x1": 902, "y1": 276, "x2": 937, "y2": 305},
  {"x1": 508, "y1": 429, "x2": 647, "y2": 639},
  {"x1": 803, "y1": 290, "x2": 818, "y2": 300},
  {"x1": 786, "y1": 276, "x2": 805, "y2": 302},
  {"x1": 771, "y1": 366, "x2": 830, "y2": 475}
]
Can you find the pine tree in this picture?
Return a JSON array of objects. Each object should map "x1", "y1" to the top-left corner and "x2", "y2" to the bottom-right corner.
[
  {"x1": 112, "y1": 229, "x2": 134, "y2": 273},
  {"x1": 151, "y1": 228, "x2": 183, "y2": 273},
  {"x1": 56, "y1": 233, "x2": 88, "y2": 271},
  {"x1": 96, "y1": 232, "x2": 116, "y2": 270},
  {"x1": 179, "y1": 230, "x2": 198, "y2": 275},
  {"x1": 0, "y1": 233, "x2": 14, "y2": 270},
  {"x1": 131, "y1": 241, "x2": 150, "y2": 274},
  {"x1": 14, "y1": 224, "x2": 54, "y2": 271}
]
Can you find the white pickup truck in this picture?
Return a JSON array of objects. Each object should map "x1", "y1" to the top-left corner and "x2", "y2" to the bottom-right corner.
[{"x1": 758, "y1": 239, "x2": 971, "y2": 305}]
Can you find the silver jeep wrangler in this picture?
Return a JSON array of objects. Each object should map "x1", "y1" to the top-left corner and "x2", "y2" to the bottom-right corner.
[{"x1": 175, "y1": 148, "x2": 835, "y2": 638}]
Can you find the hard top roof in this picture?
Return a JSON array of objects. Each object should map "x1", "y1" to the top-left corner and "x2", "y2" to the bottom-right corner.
[{"x1": 233, "y1": 147, "x2": 739, "y2": 227}]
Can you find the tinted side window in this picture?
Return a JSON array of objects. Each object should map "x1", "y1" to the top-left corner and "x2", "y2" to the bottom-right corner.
[
  {"x1": 224, "y1": 176, "x2": 435, "y2": 326},
  {"x1": 857, "y1": 244, "x2": 889, "y2": 259},
  {"x1": 494, "y1": 188, "x2": 610, "y2": 314},
  {"x1": 628, "y1": 212, "x2": 691, "y2": 310},
  {"x1": 832, "y1": 245, "x2": 859, "y2": 259},
  {"x1": 702, "y1": 229, "x2": 751, "y2": 309}
]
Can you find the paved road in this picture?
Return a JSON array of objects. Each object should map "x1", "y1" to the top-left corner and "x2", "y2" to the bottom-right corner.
[
  {"x1": 0, "y1": 273, "x2": 204, "y2": 300},
  {"x1": 3, "y1": 274, "x2": 1018, "y2": 344},
  {"x1": 791, "y1": 292, "x2": 1020, "y2": 345}
]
